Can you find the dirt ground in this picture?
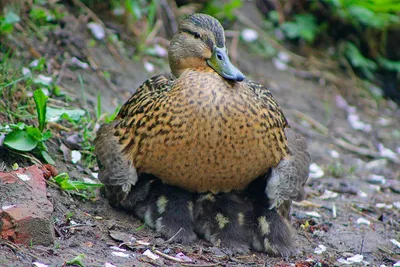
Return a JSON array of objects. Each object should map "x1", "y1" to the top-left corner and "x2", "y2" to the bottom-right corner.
[{"x1": 1, "y1": 3, "x2": 400, "y2": 267}]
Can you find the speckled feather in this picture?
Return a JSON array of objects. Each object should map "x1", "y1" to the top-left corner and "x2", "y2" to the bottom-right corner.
[
  {"x1": 103, "y1": 67, "x2": 289, "y2": 193},
  {"x1": 265, "y1": 129, "x2": 311, "y2": 209}
]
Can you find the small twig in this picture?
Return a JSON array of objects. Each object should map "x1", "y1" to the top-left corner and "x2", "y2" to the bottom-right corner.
[
  {"x1": 289, "y1": 121, "x2": 326, "y2": 140},
  {"x1": 333, "y1": 138, "x2": 379, "y2": 158},
  {"x1": 293, "y1": 200, "x2": 322, "y2": 208},
  {"x1": 349, "y1": 205, "x2": 399, "y2": 231},
  {"x1": 54, "y1": 225, "x2": 65, "y2": 239},
  {"x1": 56, "y1": 60, "x2": 68, "y2": 85},
  {"x1": 1, "y1": 240, "x2": 44, "y2": 262},
  {"x1": 359, "y1": 235, "x2": 365, "y2": 255},
  {"x1": 160, "y1": 0, "x2": 178, "y2": 33},
  {"x1": 332, "y1": 203, "x2": 337, "y2": 218},
  {"x1": 292, "y1": 110, "x2": 328, "y2": 136},
  {"x1": 8, "y1": 150, "x2": 42, "y2": 166},
  {"x1": 48, "y1": 122, "x2": 71, "y2": 132},
  {"x1": 152, "y1": 249, "x2": 188, "y2": 263},
  {"x1": 146, "y1": 19, "x2": 163, "y2": 44},
  {"x1": 225, "y1": 30, "x2": 239, "y2": 64},
  {"x1": 377, "y1": 246, "x2": 396, "y2": 255},
  {"x1": 334, "y1": 137, "x2": 400, "y2": 164},
  {"x1": 181, "y1": 263, "x2": 219, "y2": 267},
  {"x1": 163, "y1": 227, "x2": 183, "y2": 244},
  {"x1": 65, "y1": 223, "x2": 91, "y2": 229}
]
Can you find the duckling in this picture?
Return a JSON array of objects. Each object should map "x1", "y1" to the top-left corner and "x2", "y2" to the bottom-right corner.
[{"x1": 95, "y1": 13, "x2": 310, "y2": 255}]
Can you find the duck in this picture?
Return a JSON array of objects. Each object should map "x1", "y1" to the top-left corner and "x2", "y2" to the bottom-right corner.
[{"x1": 95, "y1": 13, "x2": 310, "y2": 255}]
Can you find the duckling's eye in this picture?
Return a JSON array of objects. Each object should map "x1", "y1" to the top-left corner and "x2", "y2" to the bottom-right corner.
[{"x1": 194, "y1": 32, "x2": 201, "y2": 39}]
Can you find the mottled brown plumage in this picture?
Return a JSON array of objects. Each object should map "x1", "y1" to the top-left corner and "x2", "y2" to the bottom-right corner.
[
  {"x1": 112, "y1": 67, "x2": 289, "y2": 193},
  {"x1": 95, "y1": 13, "x2": 310, "y2": 256}
]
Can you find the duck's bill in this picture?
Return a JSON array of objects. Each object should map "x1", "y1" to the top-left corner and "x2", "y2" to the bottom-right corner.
[{"x1": 207, "y1": 47, "x2": 245, "y2": 82}]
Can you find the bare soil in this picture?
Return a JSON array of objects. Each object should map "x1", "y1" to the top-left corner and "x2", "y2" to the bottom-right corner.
[{"x1": 1, "y1": 3, "x2": 399, "y2": 267}]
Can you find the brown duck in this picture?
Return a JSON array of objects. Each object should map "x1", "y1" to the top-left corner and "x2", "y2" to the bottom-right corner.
[{"x1": 95, "y1": 13, "x2": 310, "y2": 255}]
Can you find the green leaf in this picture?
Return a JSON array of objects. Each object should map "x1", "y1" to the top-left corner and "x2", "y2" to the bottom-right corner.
[
  {"x1": 3, "y1": 129, "x2": 38, "y2": 151},
  {"x1": 41, "y1": 150, "x2": 55, "y2": 164},
  {"x1": 378, "y1": 57, "x2": 400, "y2": 72},
  {"x1": 66, "y1": 253, "x2": 85, "y2": 267},
  {"x1": 46, "y1": 107, "x2": 85, "y2": 123},
  {"x1": 42, "y1": 130, "x2": 52, "y2": 141},
  {"x1": 53, "y1": 173, "x2": 103, "y2": 191},
  {"x1": 0, "y1": 22, "x2": 13, "y2": 34},
  {"x1": 281, "y1": 14, "x2": 318, "y2": 43},
  {"x1": 344, "y1": 42, "x2": 377, "y2": 70},
  {"x1": 25, "y1": 126, "x2": 43, "y2": 141},
  {"x1": 16, "y1": 122, "x2": 27, "y2": 130},
  {"x1": 4, "y1": 11, "x2": 21, "y2": 24},
  {"x1": 33, "y1": 89, "x2": 48, "y2": 132}
]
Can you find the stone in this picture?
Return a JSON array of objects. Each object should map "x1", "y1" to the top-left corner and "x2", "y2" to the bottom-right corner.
[{"x1": 0, "y1": 165, "x2": 54, "y2": 245}]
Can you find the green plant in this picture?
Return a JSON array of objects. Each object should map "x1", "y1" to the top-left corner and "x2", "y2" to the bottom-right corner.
[
  {"x1": 323, "y1": 0, "x2": 400, "y2": 29},
  {"x1": 327, "y1": 161, "x2": 356, "y2": 178},
  {"x1": 2, "y1": 89, "x2": 54, "y2": 163},
  {"x1": 204, "y1": 0, "x2": 242, "y2": 21},
  {"x1": 281, "y1": 14, "x2": 319, "y2": 43},
  {"x1": 0, "y1": 10, "x2": 20, "y2": 34},
  {"x1": 51, "y1": 172, "x2": 103, "y2": 199},
  {"x1": 66, "y1": 253, "x2": 85, "y2": 267},
  {"x1": 342, "y1": 42, "x2": 377, "y2": 80}
]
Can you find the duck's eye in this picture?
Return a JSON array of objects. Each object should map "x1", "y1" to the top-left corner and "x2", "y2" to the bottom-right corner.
[
  {"x1": 194, "y1": 32, "x2": 201, "y2": 39},
  {"x1": 216, "y1": 51, "x2": 224, "y2": 61}
]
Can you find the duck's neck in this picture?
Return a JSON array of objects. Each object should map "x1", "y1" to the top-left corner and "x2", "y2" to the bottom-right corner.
[{"x1": 169, "y1": 57, "x2": 212, "y2": 78}]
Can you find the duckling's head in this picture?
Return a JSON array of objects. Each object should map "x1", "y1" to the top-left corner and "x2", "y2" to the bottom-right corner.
[{"x1": 168, "y1": 13, "x2": 245, "y2": 82}]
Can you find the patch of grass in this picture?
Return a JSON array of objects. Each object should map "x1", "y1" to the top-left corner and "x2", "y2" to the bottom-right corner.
[
  {"x1": 0, "y1": 10, "x2": 21, "y2": 35},
  {"x1": 327, "y1": 161, "x2": 356, "y2": 178},
  {"x1": 50, "y1": 172, "x2": 103, "y2": 200},
  {"x1": 2, "y1": 86, "x2": 54, "y2": 164}
]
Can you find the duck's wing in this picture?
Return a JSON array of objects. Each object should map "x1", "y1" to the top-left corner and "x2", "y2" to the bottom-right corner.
[
  {"x1": 94, "y1": 74, "x2": 172, "y2": 204},
  {"x1": 265, "y1": 128, "x2": 311, "y2": 209},
  {"x1": 245, "y1": 80, "x2": 288, "y2": 130}
]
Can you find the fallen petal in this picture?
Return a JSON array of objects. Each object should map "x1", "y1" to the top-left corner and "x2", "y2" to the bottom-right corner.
[
  {"x1": 111, "y1": 251, "x2": 130, "y2": 258},
  {"x1": 143, "y1": 249, "x2": 159, "y2": 260},
  {"x1": 356, "y1": 218, "x2": 370, "y2": 226},
  {"x1": 241, "y1": 28, "x2": 258, "y2": 42},
  {"x1": 87, "y1": 22, "x2": 105, "y2": 40},
  {"x1": 390, "y1": 239, "x2": 400, "y2": 249},
  {"x1": 314, "y1": 244, "x2": 327, "y2": 254},
  {"x1": 33, "y1": 262, "x2": 49, "y2": 267},
  {"x1": 71, "y1": 150, "x2": 82, "y2": 164},
  {"x1": 304, "y1": 211, "x2": 321, "y2": 218},
  {"x1": 309, "y1": 163, "x2": 324, "y2": 179},
  {"x1": 319, "y1": 189, "x2": 338, "y2": 200},
  {"x1": 175, "y1": 252, "x2": 192, "y2": 262}
]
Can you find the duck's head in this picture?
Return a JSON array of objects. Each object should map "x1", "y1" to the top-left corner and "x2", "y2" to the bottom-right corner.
[{"x1": 168, "y1": 13, "x2": 245, "y2": 82}]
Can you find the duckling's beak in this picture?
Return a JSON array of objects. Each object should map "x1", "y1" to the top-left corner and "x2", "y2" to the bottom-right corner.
[{"x1": 207, "y1": 47, "x2": 245, "y2": 82}]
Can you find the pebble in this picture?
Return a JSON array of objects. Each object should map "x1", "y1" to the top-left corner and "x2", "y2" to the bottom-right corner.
[{"x1": 367, "y1": 174, "x2": 386, "y2": 185}]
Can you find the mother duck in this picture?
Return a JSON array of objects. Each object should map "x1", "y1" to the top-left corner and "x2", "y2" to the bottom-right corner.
[{"x1": 95, "y1": 13, "x2": 310, "y2": 256}]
